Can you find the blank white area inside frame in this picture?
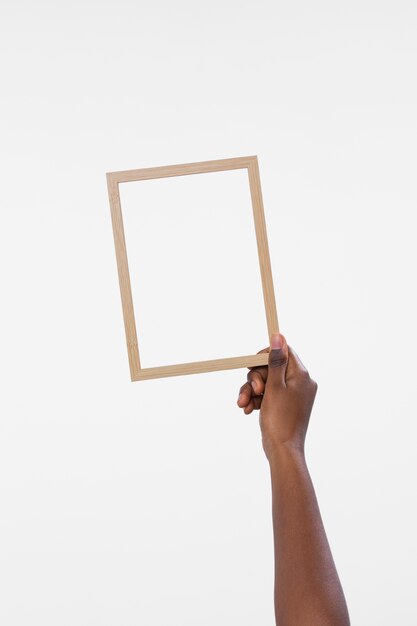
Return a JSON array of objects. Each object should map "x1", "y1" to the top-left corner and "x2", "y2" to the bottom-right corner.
[{"x1": 119, "y1": 168, "x2": 270, "y2": 369}]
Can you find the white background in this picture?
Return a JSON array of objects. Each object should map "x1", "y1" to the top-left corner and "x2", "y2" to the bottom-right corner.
[
  {"x1": 1, "y1": 1, "x2": 416, "y2": 624},
  {"x1": 119, "y1": 168, "x2": 268, "y2": 368}
]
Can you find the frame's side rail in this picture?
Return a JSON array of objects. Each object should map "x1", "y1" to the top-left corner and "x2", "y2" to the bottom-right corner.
[
  {"x1": 107, "y1": 175, "x2": 141, "y2": 380},
  {"x1": 247, "y1": 158, "x2": 279, "y2": 338}
]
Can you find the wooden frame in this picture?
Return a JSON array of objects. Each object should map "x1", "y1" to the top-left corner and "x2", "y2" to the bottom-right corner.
[{"x1": 106, "y1": 155, "x2": 279, "y2": 381}]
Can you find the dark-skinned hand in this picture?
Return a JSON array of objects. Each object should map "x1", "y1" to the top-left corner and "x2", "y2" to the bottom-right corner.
[{"x1": 236, "y1": 333, "x2": 318, "y2": 459}]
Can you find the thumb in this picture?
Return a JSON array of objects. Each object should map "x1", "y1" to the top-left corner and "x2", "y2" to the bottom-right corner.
[{"x1": 266, "y1": 333, "x2": 288, "y2": 389}]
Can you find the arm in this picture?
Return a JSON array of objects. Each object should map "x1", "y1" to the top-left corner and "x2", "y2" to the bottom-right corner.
[{"x1": 237, "y1": 333, "x2": 350, "y2": 626}]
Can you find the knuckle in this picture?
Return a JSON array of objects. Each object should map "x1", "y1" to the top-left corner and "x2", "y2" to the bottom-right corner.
[
  {"x1": 295, "y1": 368, "x2": 317, "y2": 392},
  {"x1": 269, "y1": 354, "x2": 287, "y2": 368},
  {"x1": 247, "y1": 370, "x2": 255, "y2": 383},
  {"x1": 246, "y1": 367, "x2": 261, "y2": 382}
]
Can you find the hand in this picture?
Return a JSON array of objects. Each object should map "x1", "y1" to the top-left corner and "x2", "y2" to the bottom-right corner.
[{"x1": 236, "y1": 333, "x2": 318, "y2": 459}]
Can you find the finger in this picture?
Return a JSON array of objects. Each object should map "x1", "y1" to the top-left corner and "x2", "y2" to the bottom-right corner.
[
  {"x1": 247, "y1": 369, "x2": 266, "y2": 396},
  {"x1": 243, "y1": 396, "x2": 263, "y2": 414},
  {"x1": 244, "y1": 400, "x2": 254, "y2": 414},
  {"x1": 237, "y1": 382, "x2": 252, "y2": 407},
  {"x1": 265, "y1": 333, "x2": 289, "y2": 390},
  {"x1": 247, "y1": 347, "x2": 269, "y2": 387}
]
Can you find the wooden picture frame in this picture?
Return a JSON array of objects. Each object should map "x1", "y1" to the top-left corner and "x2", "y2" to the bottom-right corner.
[{"x1": 106, "y1": 155, "x2": 279, "y2": 381}]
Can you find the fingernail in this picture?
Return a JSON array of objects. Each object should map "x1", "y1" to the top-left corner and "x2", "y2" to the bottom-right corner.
[
  {"x1": 251, "y1": 381, "x2": 257, "y2": 393},
  {"x1": 271, "y1": 333, "x2": 283, "y2": 350}
]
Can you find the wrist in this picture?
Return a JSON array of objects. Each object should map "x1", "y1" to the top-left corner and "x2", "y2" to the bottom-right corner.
[{"x1": 264, "y1": 440, "x2": 306, "y2": 469}]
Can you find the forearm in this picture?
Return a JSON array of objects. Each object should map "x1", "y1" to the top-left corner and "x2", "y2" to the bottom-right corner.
[
  {"x1": 238, "y1": 335, "x2": 350, "y2": 623},
  {"x1": 269, "y1": 445, "x2": 350, "y2": 626}
]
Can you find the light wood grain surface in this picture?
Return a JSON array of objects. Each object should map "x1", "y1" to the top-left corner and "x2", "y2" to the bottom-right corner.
[{"x1": 107, "y1": 155, "x2": 279, "y2": 381}]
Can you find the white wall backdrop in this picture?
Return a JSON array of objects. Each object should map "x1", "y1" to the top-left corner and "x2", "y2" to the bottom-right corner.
[{"x1": 1, "y1": 1, "x2": 416, "y2": 624}]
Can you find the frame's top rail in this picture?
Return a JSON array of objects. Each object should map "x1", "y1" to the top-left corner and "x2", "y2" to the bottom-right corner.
[{"x1": 107, "y1": 155, "x2": 258, "y2": 184}]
